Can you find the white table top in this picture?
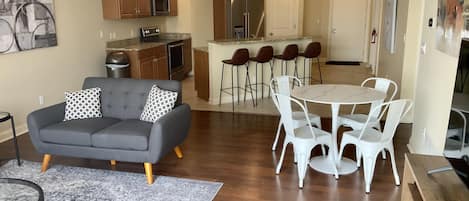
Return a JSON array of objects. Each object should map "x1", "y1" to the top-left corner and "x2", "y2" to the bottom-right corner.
[
  {"x1": 291, "y1": 84, "x2": 386, "y2": 105},
  {"x1": 452, "y1": 92, "x2": 469, "y2": 113}
]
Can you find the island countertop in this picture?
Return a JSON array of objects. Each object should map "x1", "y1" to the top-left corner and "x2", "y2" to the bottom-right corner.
[{"x1": 208, "y1": 35, "x2": 319, "y2": 45}]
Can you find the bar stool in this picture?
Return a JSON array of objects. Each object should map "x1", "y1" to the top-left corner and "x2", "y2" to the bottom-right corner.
[
  {"x1": 274, "y1": 44, "x2": 299, "y2": 78},
  {"x1": 249, "y1": 46, "x2": 274, "y2": 100},
  {"x1": 219, "y1": 48, "x2": 256, "y2": 112},
  {"x1": 299, "y1": 42, "x2": 323, "y2": 85},
  {"x1": 0, "y1": 111, "x2": 20, "y2": 166}
]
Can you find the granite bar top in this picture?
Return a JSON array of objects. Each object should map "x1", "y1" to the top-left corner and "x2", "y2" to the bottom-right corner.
[
  {"x1": 193, "y1": 46, "x2": 208, "y2": 52},
  {"x1": 106, "y1": 33, "x2": 191, "y2": 51},
  {"x1": 209, "y1": 35, "x2": 316, "y2": 45}
]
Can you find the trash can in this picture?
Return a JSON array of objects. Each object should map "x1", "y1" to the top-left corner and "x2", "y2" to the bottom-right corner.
[{"x1": 105, "y1": 51, "x2": 130, "y2": 78}]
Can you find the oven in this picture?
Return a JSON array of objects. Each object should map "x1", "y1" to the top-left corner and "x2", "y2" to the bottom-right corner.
[{"x1": 167, "y1": 41, "x2": 184, "y2": 78}]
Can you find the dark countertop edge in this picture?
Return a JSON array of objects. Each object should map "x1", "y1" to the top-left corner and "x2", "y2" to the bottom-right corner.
[
  {"x1": 208, "y1": 35, "x2": 317, "y2": 45},
  {"x1": 106, "y1": 33, "x2": 192, "y2": 51}
]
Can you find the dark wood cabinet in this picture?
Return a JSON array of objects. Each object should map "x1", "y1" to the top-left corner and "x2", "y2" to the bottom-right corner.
[
  {"x1": 194, "y1": 48, "x2": 209, "y2": 101},
  {"x1": 102, "y1": 0, "x2": 152, "y2": 19},
  {"x1": 126, "y1": 45, "x2": 169, "y2": 80}
]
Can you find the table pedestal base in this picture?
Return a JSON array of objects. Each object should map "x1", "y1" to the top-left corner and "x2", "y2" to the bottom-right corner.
[{"x1": 309, "y1": 156, "x2": 358, "y2": 175}]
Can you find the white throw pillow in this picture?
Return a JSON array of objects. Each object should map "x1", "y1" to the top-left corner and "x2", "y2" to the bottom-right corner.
[
  {"x1": 140, "y1": 85, "x2": 178, "y2": 123},
  {"x1": 64, "y1": 87, "x2": 102, "y2": 121}
]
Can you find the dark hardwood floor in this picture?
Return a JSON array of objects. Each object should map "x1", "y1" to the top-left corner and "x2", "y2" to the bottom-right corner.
[{"x1": 0, "y1": 111, "x2": 411, "y2": 201}]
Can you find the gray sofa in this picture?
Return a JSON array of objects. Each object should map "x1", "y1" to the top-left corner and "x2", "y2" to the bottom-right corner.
[{"x1": 27, "y1": 77, "x2": 191, "y2": 184}]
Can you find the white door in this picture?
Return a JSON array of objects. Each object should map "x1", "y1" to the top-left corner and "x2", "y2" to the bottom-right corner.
[
  {"x1": 265, "y1": 0, "x2": 303, "y2": 37},
  {"x1": 328, "y1": 0, "x2": 369, "y2": 61}
]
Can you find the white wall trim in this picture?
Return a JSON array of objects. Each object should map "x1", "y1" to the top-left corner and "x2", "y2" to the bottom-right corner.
[{"x1": 0, "y1": 124, "x2": 28, "y2": 143}]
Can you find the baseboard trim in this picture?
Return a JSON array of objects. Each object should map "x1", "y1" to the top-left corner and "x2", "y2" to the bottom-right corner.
[
  {"x1": 0, "y1": 124, "x2": 28, "y2": 143},
  {"x1": 407, "y1": 143, "x2": 415, "y2": 153}
]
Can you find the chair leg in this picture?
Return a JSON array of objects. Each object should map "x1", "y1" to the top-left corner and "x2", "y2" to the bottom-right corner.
[
  {"x1": 245, "y1": 66, "x2": 256, "y2": 107},
  {"x1": 363, "y1": 154, "x2": 378, "y2": 193},
  {"x1": 272, "y1": 119, "x2": 283, "y2": 151},
  {"x1": 303, "y1": 58, "x2": 307, "y2": 85},
  {"x1": 237, "y1": 66, "x2": 240, "y2": 104},
  {"x1": 231, "y1": 66, "x2": 235, "y2": 112},
  {"x1": 296, "y1": 151, "x2": 310, "y2": 188},
  {"x1": 41, "y1": 154, "x2": 51, "y2": 173},
  {"x1": 356, "y1": 147, "x2": 362, "y2": 168},
  {"x1": 388, "y1": 144, "x2": 401, "y2": 186},
  {"x1": 174, "y1": 146, "x2": 183, "y2": 159},
  {"x1": 276, "y1": 140, "x2": 289, "y2": 174},
  {"x1": 144, "y1": 163, "x2": 154, "y2": 185},
  {"x1": 317, "y1": 57, "x2": 323, "y2": 84},
  {"x1": 219, "y1": 64, "x2": 225, "y2": 105},
  {"x1": 10, "y1": 116, "x2": 21, "y2": 166},
  {"x1": 261, "y1": 63, "x2": 264, "y2": 98},
  {"x1": 294, "y1": 59, "x2": 299, "y2": 79}
]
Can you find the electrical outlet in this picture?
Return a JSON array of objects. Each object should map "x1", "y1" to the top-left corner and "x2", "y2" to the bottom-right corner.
[
  {"x1": 38, "y1": 96, "x2": 44, "y2": 105},
  {"x1": 109, "y1": 32, "x2": 113, "y2": 40},
  {"x1": 99, "y1": 30, "x2": 104, "y2": 39},
  {"x1": 112, "y1": 32, "x2": 117, "y2": 39}
]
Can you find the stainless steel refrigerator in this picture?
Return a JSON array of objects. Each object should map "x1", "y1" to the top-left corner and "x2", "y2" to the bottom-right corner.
[{"x1": 225, "y1": 0, "x2": 265, "y2": 39}]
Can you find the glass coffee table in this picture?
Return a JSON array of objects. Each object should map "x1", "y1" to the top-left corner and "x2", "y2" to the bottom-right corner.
[{"x1": 0, "y1": 178, "x2": 44, "y2": 201}]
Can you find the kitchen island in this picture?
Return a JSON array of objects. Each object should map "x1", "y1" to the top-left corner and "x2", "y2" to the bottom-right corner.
[{"x1": 207, "y1": 36, "x2": 318, "y2": 105}]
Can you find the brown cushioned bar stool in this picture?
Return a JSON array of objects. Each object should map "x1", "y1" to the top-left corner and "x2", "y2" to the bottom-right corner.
[
  {"x1": 219, "y1": 48, "x2": 256, "y2": 112},
  {"x1": 274, "y1": 44, "x2": 299, "y2": 77},
  {"x1": 249, "y1": 46, "x2": 274, "y2": 100},
  {"x1": 299, "y1": 42, "x2": 323, "y2": 85},
  {"x1": 0, "y1": 111, "x2": 20, "y2": 166}
]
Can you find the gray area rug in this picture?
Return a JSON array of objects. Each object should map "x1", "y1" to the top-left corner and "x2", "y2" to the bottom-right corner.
[{"x1": 0, "y1": 160, "x2": 222, "y2": 201}]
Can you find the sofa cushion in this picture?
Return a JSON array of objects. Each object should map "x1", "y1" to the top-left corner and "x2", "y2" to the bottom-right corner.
[
  {"x1": 91, "y1": 119, "x2": 153, "y2": 151},
  {"x1": 64, "y1": 87, "x2": 102, "y2": 121},
  {"x1": 39, "y1": 117, "x2": 120, "y2": 146},
  {"x1": 140, "y1": 85, "x2": 178, "y2": 123}
]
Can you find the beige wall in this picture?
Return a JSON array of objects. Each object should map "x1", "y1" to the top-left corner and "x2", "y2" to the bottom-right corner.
[
  {"x1": 399, "y1": 0, "x2": 425, "y2": 123},
  {"x1": 376, "y1": 0, "x2": 409, "y2": 88},
  {"x1": 165, "y1": 0, "x2": 214, "y2": 47},
  {"x1": 0, "y1": 0, "x2": 165, "y2": 141},
  {"x1": 408, "y1": 0, "x2": 459, "y2": 155},
  {"x1": 303, "y1": 0, "x2": 329, "y2": 58}
]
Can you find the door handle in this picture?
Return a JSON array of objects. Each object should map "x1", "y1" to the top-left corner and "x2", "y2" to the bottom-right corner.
[{"x1": 331, "y1": 28, "x2": 337, "y2": 33}]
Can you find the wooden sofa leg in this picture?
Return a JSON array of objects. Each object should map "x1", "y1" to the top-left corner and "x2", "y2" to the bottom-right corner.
[
  {"x1": 144, "y1": 163, "x2": 154, "y2": 185},
  {"x1": 41, "y1": 154, "x2": 51, "y2": 173},
  {"x1": 174, "y1": 146, "x2": 183, "y2": 159},
  {"x1": 110, "y1": 160, "x2": 117, "y2": 166}
]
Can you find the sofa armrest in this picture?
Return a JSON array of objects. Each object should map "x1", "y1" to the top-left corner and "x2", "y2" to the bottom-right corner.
[
  {"x1": 27, "y1": 102, "x2": 65, "y2": 152},
  {"x1": 148, "y1": 104, "x2": 191, "y2": 163}
]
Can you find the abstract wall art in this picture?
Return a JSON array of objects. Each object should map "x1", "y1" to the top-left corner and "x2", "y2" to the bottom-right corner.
[
  {"x1": 436, "y1": 0, "x2": 465, "y2": 57},
  {"x1": 0, "y1": 0, "x2": 57, "y2": 55},
  {"x1": 383, "y1": 0, "x2": 397, "y2": 54}
]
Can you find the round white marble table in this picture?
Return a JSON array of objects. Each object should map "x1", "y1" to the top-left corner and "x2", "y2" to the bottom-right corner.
[{"x1": 291, "y1": 84, "x2": 386, "y2": 175}]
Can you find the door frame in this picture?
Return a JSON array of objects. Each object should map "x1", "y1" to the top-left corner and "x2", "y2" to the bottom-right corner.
[
  {"x1": 369, "y1": 0, "x2": 385, "y2": 75},
  {"x1": 327, "y1": 0, "x2": 373, "y2": 63}
]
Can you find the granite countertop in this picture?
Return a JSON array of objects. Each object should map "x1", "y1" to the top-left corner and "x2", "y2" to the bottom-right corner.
[
  {"x1": 208, "y1": 35, "x2": 317, "y2": 45},
  {"x1": 106, "y1": 33, "x2": 191, "y2": 51}
]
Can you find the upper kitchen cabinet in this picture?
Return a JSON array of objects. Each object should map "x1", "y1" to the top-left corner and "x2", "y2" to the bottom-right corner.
[{"x1": 102, "y1": 0, "x2": 152, "y2": 20}]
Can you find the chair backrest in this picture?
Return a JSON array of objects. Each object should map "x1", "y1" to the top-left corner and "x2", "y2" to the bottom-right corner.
[
  {"x1": 353, "y1": 77, "x2": 399, "y2": 119},
  {"x1": 255, "y1": 46, "x2": 274, "y2": 63},
  {"x1": 231, "y1": 48, "x2": 250, "y2": 65},
  {"x1": 303, "y1": 42, "x2": 321, "y2": 58},
  {"x1": 281, "y1": 44, "x2": 299, "y2": 60},
  {"x1": 273, "y1": 93, "x2": 317, "y2": 139},
  {"x1": 82, "y1": 77, "x2": 182, "y2": 120},
  {"x1": 270, "y1": 76, "x2": 302, "y2": 97},
  {"x1": 359, "y1": 99, "x2": 413, "y2": 142}
]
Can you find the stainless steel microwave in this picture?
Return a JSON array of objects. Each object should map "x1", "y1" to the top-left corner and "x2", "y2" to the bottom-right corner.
[{"x1": 151, "y1": 0, "x2": 170, "y2": 15}]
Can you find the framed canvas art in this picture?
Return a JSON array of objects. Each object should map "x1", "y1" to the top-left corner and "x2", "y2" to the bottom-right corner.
[
  {"x1": 0, "y1": 0, "x2": 57, "y2": 54},
  {"x1": 436, "y1": 0, "x2": 465, "y2": 57},
  {"x1": 383, "y1": 0, "x2": 397, "y2": 54}
]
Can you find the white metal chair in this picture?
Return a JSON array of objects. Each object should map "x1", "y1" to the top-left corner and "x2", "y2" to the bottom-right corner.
[
  {"x1": 444, "y1": 108, "x2": 469, "y2": 158},
  {"x1": 274, "y1": 93, "x2": 338, "y2": 188},
  {"x1": 338, "y1": 77, "x2": 398, "y2": 160},
  {"x1": 270, "y1": 76, "x2": 322, "y2": 151},
  {"x1": 338, "y1": 99, "x2": 412, "y2": 193}
]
